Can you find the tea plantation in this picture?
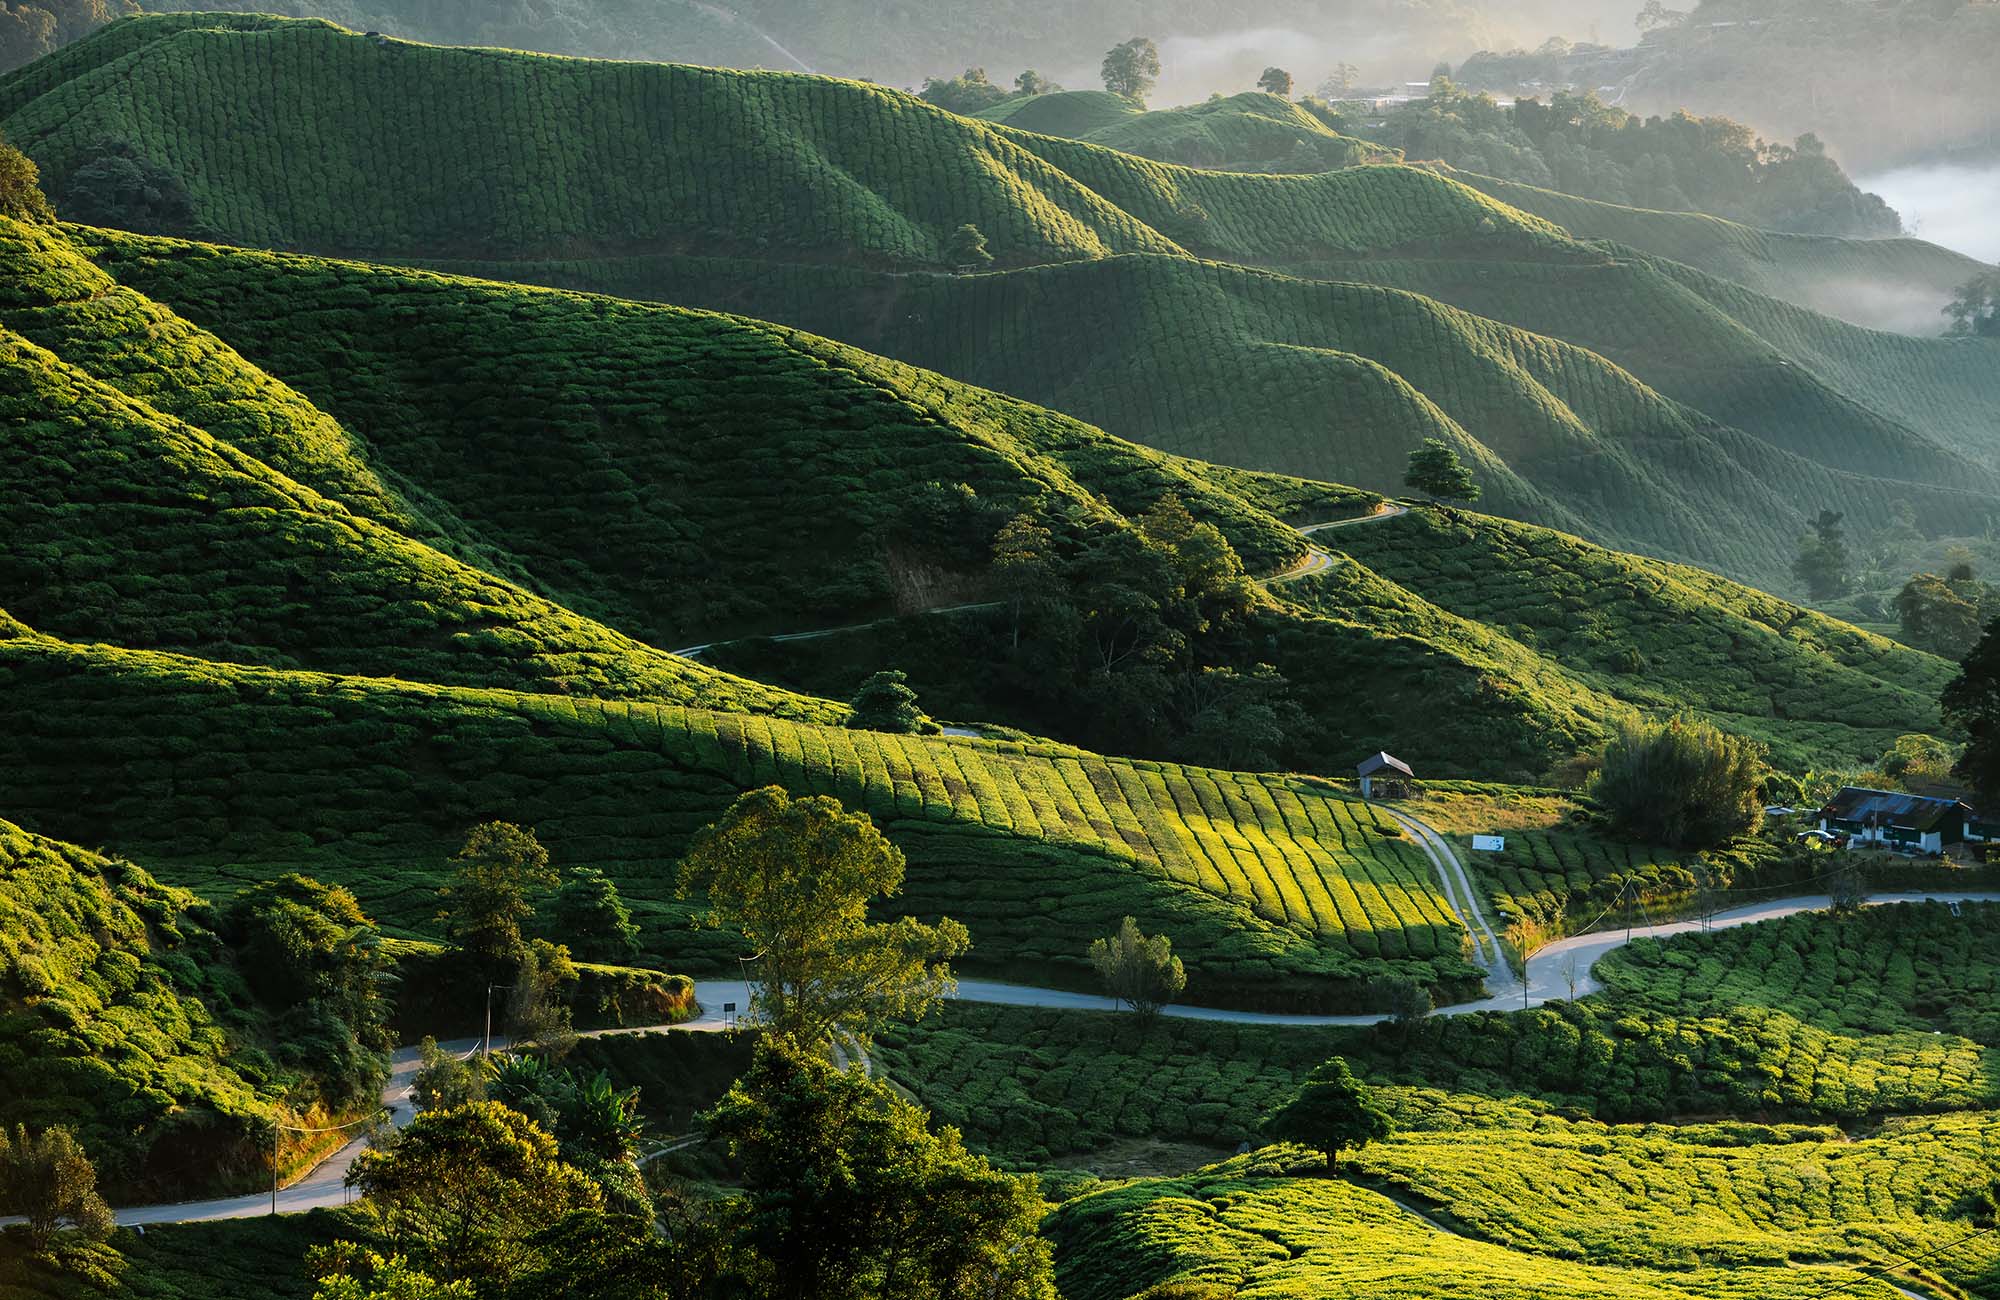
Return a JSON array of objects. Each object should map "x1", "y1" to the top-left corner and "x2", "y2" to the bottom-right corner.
[
  {"x1": 0, "y1": 617, "x2": 1485, "y2": 1007},
  {"x1": 1047, "y1": 1145, "x2": 1937, "y2": 1300}
]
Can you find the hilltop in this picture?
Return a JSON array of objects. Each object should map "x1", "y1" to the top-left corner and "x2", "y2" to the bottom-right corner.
[{"x1": 976, "y1": 90, "x2": 1386, "y2": 172}]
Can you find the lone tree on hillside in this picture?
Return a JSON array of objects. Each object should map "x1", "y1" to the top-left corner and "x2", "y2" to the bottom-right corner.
[
  {"x1": 1089, "y1": 916, "x2": 1187, "y2": 1015},
  {"x1": 918, "y1": 67, "x2": 1009, "y2": 114},
  {"x1": 438, "y1": 822, "x2": 558, "y2": 974},
  {"x1": 1015, "y1": 69, "x2": 1059, "y2": 96},
  {"x1": 0, "y1": 1125, "x2": 113, "y2": 1254},
  {"x1": 1262, "y1": 1058, "x2": 1394, "y2": 1170},
  {"x1": 1590, "y1": 716, "x2": 1767, "y2": 849},
  {"x1": 1101, "y1": 37, "x2": 1160, "y2": 101},
  {"x1": 1792, "y1": 508, "x2": 1851, "y2": 600},
  {"x1": 1404, "y1": 439, "x2": 1480, "y2": 506},
  {"x1": 1894, "y1": 571, "x2": 1989, "y2": 659},
  {"x1": 1257, "y1": 66, "x2": 1294, "y2": 97},
  {"x1": 848, "y1": 669, "x2": 928, "y2": 734},
  {"x1": 946, "y1": 222, "x2": 993, "y2": 269},
  {"x1": 679, "y1": 786, "x2": 969, "y2": 1052},
  {"x1": 0, "y1": 136, "x2": 51, "y2": 221},
  {"x1": 1941, "y1": 618, "x2": 2000, "y2": 797},
  {"x1": 1945, "y1": 267, "x2": 2000, "y2": 338}
]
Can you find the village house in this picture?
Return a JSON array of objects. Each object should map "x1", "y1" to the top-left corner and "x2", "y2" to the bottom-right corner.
[{"x1": 1815, "y1": 787, "x2": 1975, "y2": 854}]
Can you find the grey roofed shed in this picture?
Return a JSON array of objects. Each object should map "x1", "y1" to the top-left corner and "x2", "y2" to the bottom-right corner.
[{"x1": 1356, "y1": 752, "x2": 1413, "y2": 798}]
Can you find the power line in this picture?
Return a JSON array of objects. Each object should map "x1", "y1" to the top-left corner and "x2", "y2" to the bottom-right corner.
[{"x1": 1792, "y1": 1222, "x2": 1999, "y2": 1300}]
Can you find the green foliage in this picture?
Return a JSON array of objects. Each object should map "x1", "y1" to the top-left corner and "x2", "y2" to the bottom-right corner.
[
  {"x1": 1591, "y1": 717, "x2": 1766, "y2": 849},
  {"x1": 918, "y1": 67, "x2": 1009, "y2": 115},
  {"x1": 1255, "y1": 66, "x2": 1292, "y2": 97},
  {"x1": 541, "y1": 866, "x2": 640, "y2": 964},
  {"x1": 1945, "y1": 266, "x2": 2000, "y2": 338},
  {"x1": 944, "y1": 222, "x2": 992, "y2": 268},
  {"x1": 53, "y1": 137, "x2": 196, "y2": 234},
  {"x1": 0, "y1": 1125, "x2": 113, "y2": 1254},
  {"x1": 703, "y1": 1039, "x2": 1055, "y2": 1300},
  {"x1": 410, "y1": 1038, "x2": 486, "y2": 1114},
  {"x1": 438, "y1": 823, "x2": 557, "y2": 975},
  {"x1": 0, "y1": 134, "x2": 48, "y2": 219},
  {"x1": 1793, "y1": 509, "x2": 1852, "y2": 601},
  {"x1": 846, "y1": 669, "x2": 927, "y2": 735},
  {"x1": 1403, "y1": 438, "x2": 1480, "y2": 504},
  {"x1": 1261, "y1": 1057, "x2": 1393, "y2": 1168},
  {"x1": 344, "y1": 1101, "x2": 602, "y2": 1285},
  {"x1": 224, "y1": 875, "x2": 394, "y2": 1111},
  {"x1": 0, "y1": 0, "x2": 131, "y2": 72},
  {"x1": 309, "y1": 1247, "x2": 475, "y2": 1300},
  {"x1": 1099, "y1": 36, "x2": 1158, "y2": 101},
  {"x1": 1894, "y1": 570, "x2": 1995, "y2": 658},
  {"x1": 1942, "y1": 619, "x2": 2000, "y2": 798},
  {"x1": 1355, "y1": 84, "x2": 1897, "y2": 238},
  {"x1": 1088, "y1": 916, "x2": 1186, "y2": 1015},
  {"x1": 680, "y1": 786, "x2": 969, "y2": 1050}
]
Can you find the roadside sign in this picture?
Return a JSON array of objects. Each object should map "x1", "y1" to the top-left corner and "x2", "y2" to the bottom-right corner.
[{"x1": 1471, "y1": 835, "x2": 1506, "y2": 852}]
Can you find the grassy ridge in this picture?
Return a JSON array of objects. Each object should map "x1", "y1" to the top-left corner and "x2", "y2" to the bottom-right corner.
[
  {"x1": 979, "y1": 90, "x2": 1387, "y2": 173},
  {"x1": 0, "y1": 615, "x2": 1486, "y2": 1007},
  {"x1": 1048, "y1": 1144, "x2": 1926, "y2": 1300}
]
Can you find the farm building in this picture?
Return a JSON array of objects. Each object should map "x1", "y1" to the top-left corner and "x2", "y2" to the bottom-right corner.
[
  {"x1": 1356, "y1": 752, "x2": 1413, "y2": 800},
  {"x1": 1816, "y1": 787, "x2": 1974, "y2": 853}
]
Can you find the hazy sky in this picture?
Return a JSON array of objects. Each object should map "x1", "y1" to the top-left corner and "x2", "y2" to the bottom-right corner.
[{"x1": 1862, "y1": 161, "x2": 2000, "y2": 263}]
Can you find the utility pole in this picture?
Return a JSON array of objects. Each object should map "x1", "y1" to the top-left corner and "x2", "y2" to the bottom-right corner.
[{"x1": 270, "y1": 1122, "x2": 278, "y2": 1216}]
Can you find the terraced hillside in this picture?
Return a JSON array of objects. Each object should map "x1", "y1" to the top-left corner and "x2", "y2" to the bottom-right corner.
[
  {"x1": 7, "y1": 15, "x2": 1993, "y2": 598},
  {"x1": 0, "y1": 613, "x2": 1484, "y2": 1009}
]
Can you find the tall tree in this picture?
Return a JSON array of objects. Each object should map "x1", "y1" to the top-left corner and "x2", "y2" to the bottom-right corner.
[
  {"x1": 1894, "y1": 572, "x2": 1990, "y2": 659},
  {"x1": 438, "y1": 822, "x2": 557, "y2": 973},
  {"x1": 1403, "y1": 439, "x2": 1481, "y2": 505},
  {"x1": 703, "y1": 1040, "x2": 1055, "y2": 1300},
  {"x1": 1943, "y1": 619, "x2": 2000, "y2": 798},
  {"x1": 1089, "y1": 916, "x2": 1187, "y2": 1016},
  {"x1": 345, "y1": 1102, "x2": 600, "y2": 1286},
  {"x1": 991, "y1": 511, "x2": 1059, "y2": 651},
  {"x1": 679, "y1": 786, "x2": 968, "y2": 1052},
  {"x1": 0, "y1": 1125, "x2": 113, "y2": 1254},
  {"x1": 1316, "y1": 64, "x2": 1361, "y2": 100},
  {"x1": 1014, "y1": 69, "x2": 1059, "y2": 96},
  {"x1": 1101, "y1": 37, "x2": 1160, "y2": 101},
  {"x1": 944, "y1": 221, "x2": 992, "y2": 269},
  {"x1": 1262, "y1": 1058, "x2": 1395, "y2": 1169},
  {"x1": 1257, "y1": 66, "x2": 1294, "y2": 97},
  {"x1": 542, "y1": 865, "x2": 640, "y2": 963},
  {"x1": 0, "y1": 136, "x2": 51, "y2": 221},
  {"x1": 1590, "y1": 716, "x2": 1767, "y2": 849},
  {"x1": 1792, "y1": 508, "x2": 1851, "y2": 600}
]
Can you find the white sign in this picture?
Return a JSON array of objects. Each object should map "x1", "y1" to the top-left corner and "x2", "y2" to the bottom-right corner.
[{"x1": 1471, "y1": 835, "x2": 1506, "y2": 852}]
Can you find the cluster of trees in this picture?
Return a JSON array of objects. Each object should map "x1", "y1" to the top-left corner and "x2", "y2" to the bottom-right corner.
[
  {"x1": 916, "y1": 67, "x2": 1058, "y2": 115},
  {"x1": 0, "y1": 0, "x2": 130, "y2": 73},
  {"x1": 313, "y1": 785, "x2": 1047, "y2": 1300},
  {"x1": 1945, "y1": 267, "x2": 2000, "y2": 338},
  {"x1": 224, "y1": 874, "x2": 397, "y2": 1114},
  {"x1": 925, "y1": 490, "x2": 1301, "y2": 767},
  {"x1": 1793, "y1": 508, "x2": 1852, "y2": 600},
  {"x1": 1591, "y1": 715, "x2": 1767, "y2": 849},
  {"x1": 1089, "y1": 916, "x2": 1186, "y2": 1015},
  {"x1": 1894, "y1": 554, "x2": 1999, "y2": 658},
  {"x1": 1347, "y1": 79, "x2": 1899, "y2": 238}
]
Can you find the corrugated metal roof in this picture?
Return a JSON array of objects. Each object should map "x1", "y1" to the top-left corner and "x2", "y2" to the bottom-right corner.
[
  {"x1": 1819, "y1": 787, "x2": 1970, "y2": 832},
  {"x1": 1357, "y1": 752, "x2": 1413, "y2": 778}
]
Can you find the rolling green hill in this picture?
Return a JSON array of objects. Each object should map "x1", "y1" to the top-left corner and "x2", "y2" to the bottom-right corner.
[
  {"x1": 0, "y1": 610, "x2": 1487, "y2": 1010},
  {"x1": 977, "y1": 90, "x2": 1386, "y2": 172},
  {"x1": 9, "y1": 15, "x2": 1992, "y2": 602}
]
